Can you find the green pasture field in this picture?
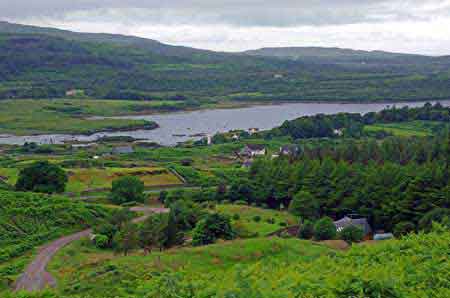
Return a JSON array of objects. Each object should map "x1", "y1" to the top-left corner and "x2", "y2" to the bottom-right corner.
[
  {"x1": 0, "y1": 99, "x2": 171, "y2": 135},
  {"x1": 217, "y1": 204, "x2": 298, "y2": 236},
  {"x1": 364, "y1": 120, "x2": 444, "y2": 137}
]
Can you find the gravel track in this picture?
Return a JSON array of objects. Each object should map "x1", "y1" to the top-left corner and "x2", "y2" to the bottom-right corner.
[{"x1": 14, "y1": 207, "x2": 169, "y2": 292}]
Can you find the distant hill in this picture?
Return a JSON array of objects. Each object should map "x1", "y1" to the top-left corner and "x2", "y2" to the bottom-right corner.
[
  {"x1": 1, "y1": 21, "x2": 450, "y2": 102},
  {"x1": 243, "y1": 47, "x2": 441, "y2": 65},
  {"x1": 0, "y1": 21, "x2": 219, "y2": 60}
]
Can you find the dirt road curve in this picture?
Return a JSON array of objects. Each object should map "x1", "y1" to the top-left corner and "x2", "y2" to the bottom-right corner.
[{"x1": 14, "y1": 207, "x2": 169, "y2": 292}]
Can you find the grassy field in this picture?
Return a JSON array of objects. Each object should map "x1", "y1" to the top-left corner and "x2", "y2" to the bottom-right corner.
[
  {"x1": 66, "y1": 167, "x2": 183, "y2": 193},
  {"x1": 37, "y1": 229, "x2": 450, "y2": 298},
  {"x1": 0, "y1": 99, "x2": 173, "y2": 135},
  {"x1": 0, "y1": 166, "x2": 183, "y2": 193},
  {"x1": 47, "y1": 237, "x2": 331, "y2": 297},
  {"x1": 217, "y1": 204, "x2": 298, "y2": 236},
  {"x1": 364, "y1": 120, "x2": 443, "y2": 137}
]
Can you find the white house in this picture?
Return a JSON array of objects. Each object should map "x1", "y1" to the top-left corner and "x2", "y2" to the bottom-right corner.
[{"x1": 241, "y1": 144, "x2": 266, "y2": 157}]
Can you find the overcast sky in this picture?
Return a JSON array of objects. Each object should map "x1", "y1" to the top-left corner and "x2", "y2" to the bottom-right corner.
[{"x1": 1, "y1": 0, "x2": 450, "y2": 55}]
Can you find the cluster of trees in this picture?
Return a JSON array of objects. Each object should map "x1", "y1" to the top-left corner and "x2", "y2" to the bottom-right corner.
[
  {"x1": 15, "y1": 161, "x2": 68, "y2": 193},
  {"x1": 270, "y1": 103, "x2": 449, "y2": 139},
  {"x1": 93, "y1": 199, "x2": 235, "y2": 255},
  {"x1": 213, "y1": 132, "x2": 450, "y2": 235}
]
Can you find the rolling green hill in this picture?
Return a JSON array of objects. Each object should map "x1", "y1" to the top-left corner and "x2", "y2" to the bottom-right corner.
[{"x1": 1, "y1": 21, "x2": 450, "y2": 102}]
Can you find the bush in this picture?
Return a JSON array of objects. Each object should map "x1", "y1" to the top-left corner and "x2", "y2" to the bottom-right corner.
[
  {"x1": 253, "y1": 215, "x2": 262, "y2": 222},
  {"x1": 232, "y1": 214, "x2": 240, "y2": 220},
  {"x1": 110, "y1": 176, "x2": 145, "y2": 205},
  {"x1": 298, "y1": 220, "x2": 314, "y2": 239},
  {"x1": 93, "y1": 234, "x2": 110, "y2": 249},
  {"x1": 279, "y1": 222, "x2": 287, "y2": 227},
  {"x1": 418, "y1": 208, "x2": 450, "y2": 232},
  {"x1": 192, "y1": 213, "x2": 235, "y2": 246},
  {"x1": 339, "y1": 225, "x2": 364, "y2": 243},
  {"x1": 15, "y1": 161, "x2": 68, "y2": 193},
  {"x1": 313, "y1": 217, "x2": 337, "y2": 240},
  {"x1": 93, "y1": 222, "x2": 118, "y2": 247},
  {"x1": 180, "y1": 159, "x2": 194, "y2": 166},
  {"x1": 393, "y1": 221, "x2": 416, "y2": 237},
  {"x1": 266, "y1": 218, "x2": 275, "y2": 224}
]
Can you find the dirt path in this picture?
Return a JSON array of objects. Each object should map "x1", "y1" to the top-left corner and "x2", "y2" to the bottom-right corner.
[{"x1": 14, "y1": 207, "x2": 169, "y2": 292}]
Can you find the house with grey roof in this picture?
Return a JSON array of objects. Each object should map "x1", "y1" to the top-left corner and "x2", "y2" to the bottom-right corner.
[{"x1": 334, "y1": 216, "x2": 372, "y2": 237}]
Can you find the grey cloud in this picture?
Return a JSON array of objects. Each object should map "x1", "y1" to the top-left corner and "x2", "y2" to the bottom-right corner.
[{"x1": 1, "y1": 0, "x2": 447, "y2": 27}]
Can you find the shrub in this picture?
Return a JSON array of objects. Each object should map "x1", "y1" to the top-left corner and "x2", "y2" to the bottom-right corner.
[
  {"x1": 266, "y1": 218, "x2": 275, "y2": 224},
  {"x1": 15, "y1": 161, "x2": 68, "y2": 193},
  {"x1": 418, "y1": 208, "x2": 450, "y2": 232},
  {"x1": 180, "y1": 159, "x2": 194, "y2": 166},
  {"x1": 253, "y1": 215, "x2": 262, "y2": 222},
  {"x1": 393, "y1": 221, "x2": 416, "y2": 237},
  {"x1": 93, "y1": 234, "x2": 110, "y2": 249},
  {"x1": 313, "y1": 217, "x2": 337, "y2": 240},
  {"x1": 279, "y1": 222, "x2": 287, "y2": 227},
  {"x1": 110, "y1": 176, "x2": 145, "y2": 205},
  {"x1": 298, "y1": 220, "x2": 314, "y2": 239},
  {"x1": 192, "y1": 213, "x2": 235, "y2": 246},
  {"x1": 232, "y1": 214, "x2": 241, "y2": 220},
  {"x1": 339, "y1": 225, "x2": 364, "y2": 243}
]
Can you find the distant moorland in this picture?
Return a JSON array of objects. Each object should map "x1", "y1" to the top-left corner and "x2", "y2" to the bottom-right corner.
[{"x1": 1, "y1": 21, "x2": 450, "y2": 102}]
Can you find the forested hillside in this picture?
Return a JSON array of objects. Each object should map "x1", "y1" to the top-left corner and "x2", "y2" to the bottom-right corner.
[{"x1": 1, "y1": 22, "x2": 450, "y2": 102}]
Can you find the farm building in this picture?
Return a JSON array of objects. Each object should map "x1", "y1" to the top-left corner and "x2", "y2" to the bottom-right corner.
[
  {"x1": 334, "y1": 216, "x2": 372, "y2": 237},
  {"x1": 241, "y1": 144, "x2": 266, "y2": 157}
]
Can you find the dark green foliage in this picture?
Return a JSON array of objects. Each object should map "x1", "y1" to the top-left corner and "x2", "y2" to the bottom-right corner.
[
  {"x1": 110, "y1": 176, "x2": 145, "y2": 205},
  {"x1": 339, "y1": 225, "x2": 365, "y2": 243},
  {"x1": 313, "y1": 217, "x2": 337, "y2": 240},
  {"x1": 109, "y1": 208, "x2": 134, "y2": 230},
  {"x1": 245, "y1": 131, "x2": 450, "y2": 233},
  {"x1": 271, "y1": 103, "x2": 450, "y2": 140},
  {"x1": 113, "y1": 223, "x2": 139, "y2": 256},
  {"x1": 168, "y1": 200, "x2": 203, "y2": 232},
  {"x1": 93, "y1": 234, "x2": 109, "y2": 249},
  {"x1": 192, "y1": 213, "x2": 235, "y2": 246},
  {"x1": 297, "y1": 220, "x2": 314, "y2": 239},
  {"x1": 252, "y1": 215, "x2": 261, "y2": 222},
  {"x1": 418, "y1": 208, "x2": 450, "y2": 232},
  {"x1": 93, "y1": 223, "x2": 118, "y2": 248},
  {"x1": 139, "y1": 213, "x2": 169, "y2": 252},
  {"x1": 232, "y1": 214, "x2": 240, "y2": 220},
  {"x1": 393, "y1": 221, "x2": 416, "y2": 237},
  {"x1": 15, "y1": 161, "x2": 68, "y2": 193},
  {"x1": 288, "y1": 191, "x2": 318, "y2": 219},
  {"x1": 159, "y1": 190, "x2": 168, "y2": 204}
]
